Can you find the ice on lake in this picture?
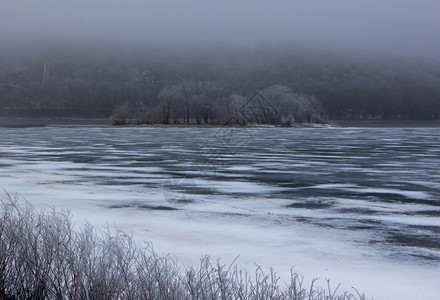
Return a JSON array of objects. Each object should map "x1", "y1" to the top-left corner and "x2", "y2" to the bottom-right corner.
[{"x1": 1, "y1": 126, "x2": 440, "y2": 299}]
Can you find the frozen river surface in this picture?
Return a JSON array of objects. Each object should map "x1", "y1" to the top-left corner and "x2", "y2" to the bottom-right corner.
[{"x1": 1, "y1": 126, "x2": 439, "y2": 299}]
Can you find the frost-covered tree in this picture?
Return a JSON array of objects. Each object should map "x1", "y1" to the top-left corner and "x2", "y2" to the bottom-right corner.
[{"x1": 261, "y1": 85, "x2": 325, "y2": 124}]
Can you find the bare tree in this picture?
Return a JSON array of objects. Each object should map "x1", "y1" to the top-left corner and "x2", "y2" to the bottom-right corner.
[{"x1": 262, "y1": 85, "x2": 325, "y2": 125}]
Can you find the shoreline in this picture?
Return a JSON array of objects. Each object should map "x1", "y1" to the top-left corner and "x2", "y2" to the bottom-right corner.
[
  {"x1": 1, "y1": 117, "x2": 440, "y2": 129},
  {"x1": 0, "y1": 117, "x2": 335, "y2": 129},
  {"x1": 50, "y1": 123, "x2": 336, "y2": 129}
]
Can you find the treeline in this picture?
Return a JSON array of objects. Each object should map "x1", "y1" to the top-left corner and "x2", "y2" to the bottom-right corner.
[
  {"x1": 112, "y1": 83, "x2": 324, "y2": 125},
  {"x1": 0, "y1": 43, "x2": 439, "y2": 122},
  {"x1": 0, "y1": 193, "x2": 365, "y2": 299}
]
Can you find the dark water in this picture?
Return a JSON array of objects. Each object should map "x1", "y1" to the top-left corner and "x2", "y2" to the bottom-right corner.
[{"x1": 0, "y1": 127, "x2": 439, "y2": 261}]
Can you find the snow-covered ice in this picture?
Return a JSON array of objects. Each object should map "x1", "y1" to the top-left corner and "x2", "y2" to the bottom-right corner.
[{"x1": 0, "y1": 127, "x2": 439, "y2": 299}]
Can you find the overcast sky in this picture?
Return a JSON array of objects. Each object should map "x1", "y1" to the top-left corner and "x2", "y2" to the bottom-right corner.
[{"x1": 1, "y1": 0, "x2": 439, "y2": 58}]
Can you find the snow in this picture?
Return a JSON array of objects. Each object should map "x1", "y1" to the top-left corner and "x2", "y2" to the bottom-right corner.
[{"x1": 1, "y1": 127, "x2": 440, "y2": 299}]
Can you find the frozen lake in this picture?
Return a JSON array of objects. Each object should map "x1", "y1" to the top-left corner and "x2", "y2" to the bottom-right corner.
[{"x1": 1, "y1": 126, "x2": 439, "y2": 299}]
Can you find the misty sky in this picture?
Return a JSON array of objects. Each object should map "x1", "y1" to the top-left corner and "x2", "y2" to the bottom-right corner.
[{"x1": 1, "y1": 0, "x2": 439, "y2": 58}]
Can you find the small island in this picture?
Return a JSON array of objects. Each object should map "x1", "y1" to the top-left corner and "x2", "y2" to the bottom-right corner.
[{"x1": 110, "y1": 88, "x2": 326, "y2": 127}]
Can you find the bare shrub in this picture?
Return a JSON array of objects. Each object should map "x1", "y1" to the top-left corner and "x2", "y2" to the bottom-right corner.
[{"x1": 0, "y1": 192, "x2": 365, "y2": 300}]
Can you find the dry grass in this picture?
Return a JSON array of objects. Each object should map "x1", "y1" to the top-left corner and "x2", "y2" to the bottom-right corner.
[{"x1": 0, "y1": 192, "x2": 365, "y2": 300}]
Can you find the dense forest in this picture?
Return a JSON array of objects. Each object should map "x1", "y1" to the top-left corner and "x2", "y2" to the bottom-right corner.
[{"x1": 1, "y1": 43, "x2": 439, "y2": 124}]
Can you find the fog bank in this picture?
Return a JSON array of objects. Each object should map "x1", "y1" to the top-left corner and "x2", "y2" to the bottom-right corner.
[{"x1": 1, "y1": 0, "x2": 439, "y2": 58}]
